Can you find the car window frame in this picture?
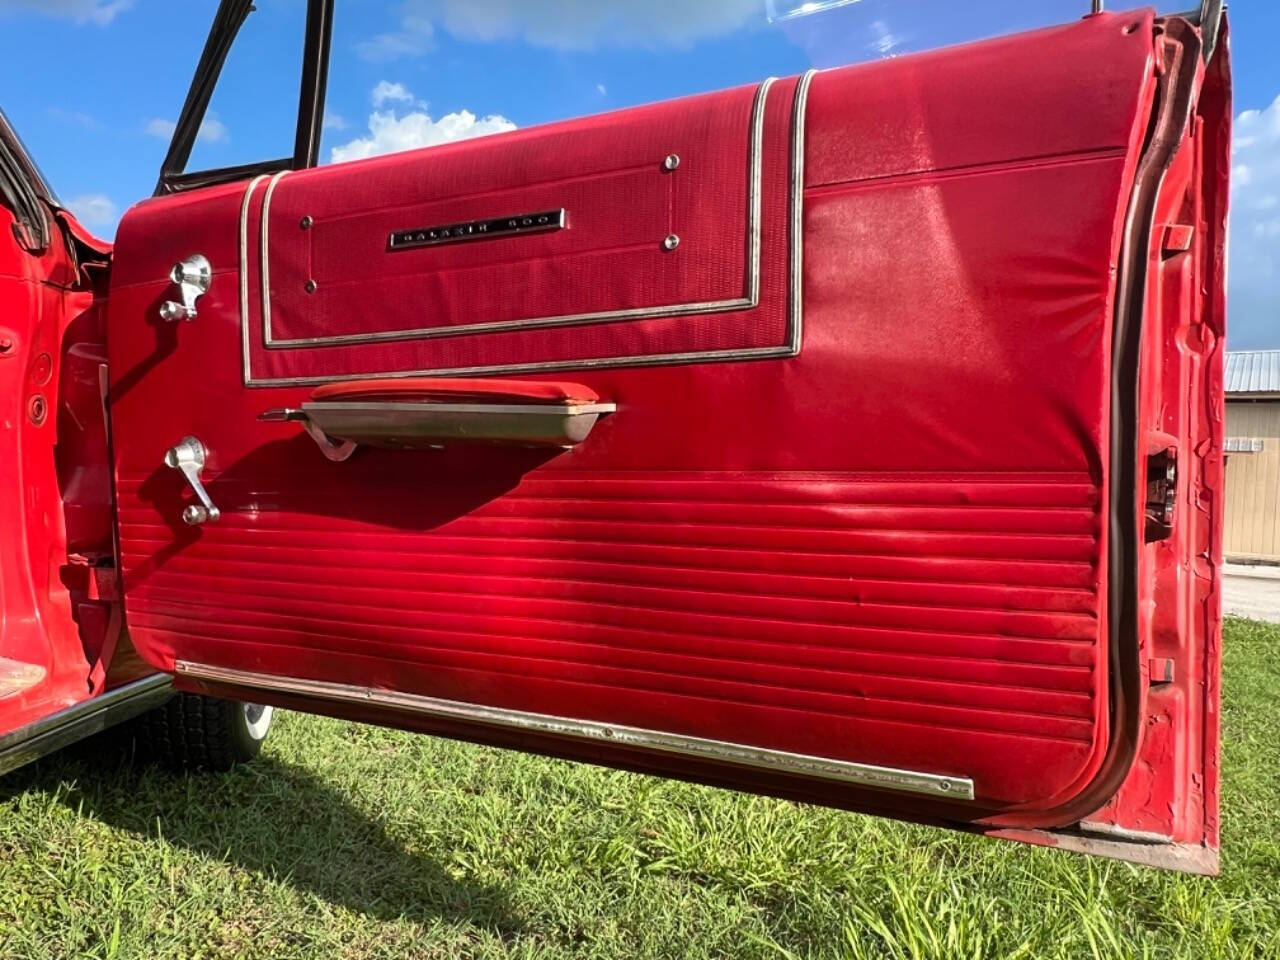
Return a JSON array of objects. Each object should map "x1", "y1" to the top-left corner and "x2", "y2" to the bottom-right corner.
[{"x1": 154, "y1": 0, "x2": 334, "y2": 196}]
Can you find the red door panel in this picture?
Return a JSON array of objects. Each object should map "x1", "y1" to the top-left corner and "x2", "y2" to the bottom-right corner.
[{"x1": 105, "y1": 10, "x2": 1224, "y2": 865}]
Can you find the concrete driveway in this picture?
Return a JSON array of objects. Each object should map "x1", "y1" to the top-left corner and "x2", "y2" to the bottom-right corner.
[{"x1": 1223, "y1": 563, "x2": 1280, "y2": 624}]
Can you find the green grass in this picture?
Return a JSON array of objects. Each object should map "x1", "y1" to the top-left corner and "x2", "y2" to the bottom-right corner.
[{"x1": 0, "y1": 619, "x2": 1276, "y2": 959}]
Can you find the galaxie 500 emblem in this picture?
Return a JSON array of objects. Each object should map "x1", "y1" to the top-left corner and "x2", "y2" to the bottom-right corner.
[{"x1": 388, "y1": 209, "x2": 566, "y2": 250}]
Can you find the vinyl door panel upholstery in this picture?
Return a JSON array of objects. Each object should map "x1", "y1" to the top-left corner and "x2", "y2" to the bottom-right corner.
[{"x1": 107, "y1": 12, "x2": 1157, "y2": 818}]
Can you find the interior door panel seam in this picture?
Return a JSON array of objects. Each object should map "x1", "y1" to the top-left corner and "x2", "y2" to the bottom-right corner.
[
  {"x1": 130, "y1": 593, "x2": 1096, "y2": 681},
  {"x1": 131, "y1": 573, "x2": 1100, "y2": 648},
  {"x1": 118, "y1": 526, "x2": 1101, "y2": 569}
]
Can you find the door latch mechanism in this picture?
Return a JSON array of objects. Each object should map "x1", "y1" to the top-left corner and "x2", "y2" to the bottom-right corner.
[
  {"x1": 159, "y1": 254, "x2": 212, "y2": 322},
  {"x1": 164, "y1": 436, "x2": 220, "y2": 525},
  {"x1": 1144, "y1": 445, "x2": 1177, "y2": 542}
]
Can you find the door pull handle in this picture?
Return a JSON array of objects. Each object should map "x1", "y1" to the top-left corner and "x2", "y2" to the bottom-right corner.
[{"x1": 164, "y1": 436, "x2": 220, "y2": 525}]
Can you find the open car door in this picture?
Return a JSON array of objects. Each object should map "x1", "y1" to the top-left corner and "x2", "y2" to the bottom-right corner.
[{"x1": 104, "y1": 5, "x2": 1230, "y2": 873}]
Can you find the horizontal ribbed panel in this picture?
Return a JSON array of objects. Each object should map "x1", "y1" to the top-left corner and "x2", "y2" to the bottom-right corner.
[{"x1": 117, "y1": 471, "x2": 1103, "y2": 802}]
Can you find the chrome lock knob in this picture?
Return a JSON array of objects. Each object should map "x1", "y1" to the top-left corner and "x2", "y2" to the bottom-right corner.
[{"x1": 160, "y1": 253, "x2": 212, "y2": 322}]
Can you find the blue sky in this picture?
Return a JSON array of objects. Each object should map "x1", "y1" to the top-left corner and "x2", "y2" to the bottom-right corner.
[{"x1": 0, "y1": 0, "x2": 1274, "y2": 346}]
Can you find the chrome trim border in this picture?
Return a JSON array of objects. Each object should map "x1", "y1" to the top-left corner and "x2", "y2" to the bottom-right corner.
[
  {"x1": 241, "y1": 69, "x2": 818, "y2": 386},
  {"x1": 239, "y1": 173, "x2": 271, "y2": 385},
  {"x1": 259, "y1": 169, "x2": 291, "y2": 347},
  {"x1": 260, "y1": 79, "x2": 772, "y2": 350},
  {"x1": 175, "y1": 658, "x2": 974, "y2": 801}
]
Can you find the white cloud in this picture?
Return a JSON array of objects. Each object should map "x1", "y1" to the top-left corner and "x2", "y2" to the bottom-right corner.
[
  {"x1": 330, "y1": 83, "x2": 515, "y2": 164},
  {"x1": 1229, "y1": 93, "x2": 1280, "y2": 348},
  {"x1": 868, "y1": 19, "x2": 903, "y2": 56},
  {"x1": 323, "y1": 112, "x2": 347, "y2": 131},
  {"x1": 198, "y1": 116, "x2": 229, "y2": 144},
  {"x1": 357, "y1": 7, "x2": 434, "y2": 61},
  {"x1": 144, "y1": 118, "x2": 176, "y2": 139},
  {"x1": 596, "y1": 83, "x2": 607, "y2": 96},
  {"x1": 360, "y1": 0, "x2": 759, "y2": 55},
  {"x1": 0, "y1": 0, "x2": 133, "y2": 25},
  {"x1": 65, "y1": 193, "x2": 116, "y2": 228},
  {"x1": 371, "y1": 81, "x2": 415, "y2": 109},
  {"x1": 144, "y1": 115, "x2": 228, "y2": 144},
  {"x1": 47, "y1": 107, "x2": 100, "y2": 130}
]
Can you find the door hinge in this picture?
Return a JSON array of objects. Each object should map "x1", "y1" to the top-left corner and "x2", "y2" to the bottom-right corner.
[{"x1": 1144, "y1": 445, "x2": 1177, "y2": 542}]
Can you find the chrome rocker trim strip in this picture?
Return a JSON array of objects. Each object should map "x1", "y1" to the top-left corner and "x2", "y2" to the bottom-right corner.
[
  {"x1": 0, "y1": 674, "x2": 173, "y2": 777},
  {"x1": 241, "y1": 69, "x2": 818, "y2": 386},
  {"x1": 175, "y1": 658, "x2": 975, "y2": 801}
]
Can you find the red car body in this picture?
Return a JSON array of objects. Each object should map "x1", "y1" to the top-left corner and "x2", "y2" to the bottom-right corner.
[{"x1": 0, "y1": 4, "x2": 1230, "y2": 873}]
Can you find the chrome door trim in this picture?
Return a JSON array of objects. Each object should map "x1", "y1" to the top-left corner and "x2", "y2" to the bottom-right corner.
[
  {"x1": 789, "y1": 67, "x2": 817, "y2": 351},
  {"x1": 257, "y1": 78, "x2": 774, "y2": 351},
  {"x1": 174, "y1": 658, "x2": 975, "y2": 801},
  {"x1": 239, "y1": 172, "x2": 271, "y2": 386},
  {"x1": 0, "y1": 674, "x2": 173, "y2": 777},
  {"x1": 240, "y1": 70, "x2": 819, "y2": 386},
  {"x1": 259, "y1": 168, "x2": 291, "y2": 347}
]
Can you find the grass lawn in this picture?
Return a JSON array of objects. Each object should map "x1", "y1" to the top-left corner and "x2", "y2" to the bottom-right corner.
[{"x1": 0, "y1": 618, "x2": 1275, "y2": 959}]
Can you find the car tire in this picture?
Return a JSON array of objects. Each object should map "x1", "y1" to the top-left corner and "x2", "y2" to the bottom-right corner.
[{"x1": 130, "y1": 693, "x2": 274, "y2": 772}]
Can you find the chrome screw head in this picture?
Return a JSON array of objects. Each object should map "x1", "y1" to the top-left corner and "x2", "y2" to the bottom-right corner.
[
  {"x1": 663, "y1": 154, "x2": 680, "y2": 171},
  {"x1": 663, "y1": 234, "x2": 680, "y2": 251}
]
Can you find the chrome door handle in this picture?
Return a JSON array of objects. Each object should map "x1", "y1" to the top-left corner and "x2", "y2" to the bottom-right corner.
[
  {"x1": 160, "y1": 253, "x2": 211, "y2": 322},
  {"x1": 164, "y1": 436, "x2": 220, "y2": 525}
]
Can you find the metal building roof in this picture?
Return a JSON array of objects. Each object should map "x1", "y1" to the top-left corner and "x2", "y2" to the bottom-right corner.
[{"x1": 1225, "y1": 350, "x2": 1280, "y2": 396}]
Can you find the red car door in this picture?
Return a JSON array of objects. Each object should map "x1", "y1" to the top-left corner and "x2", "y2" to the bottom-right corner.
[{"x1": 104, "y1": 8, "x2": 1229, "y2": 872}]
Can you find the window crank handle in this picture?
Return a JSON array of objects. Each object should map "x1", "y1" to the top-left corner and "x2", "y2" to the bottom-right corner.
[{"x1": 164, "y1": 436, "x2": 220, "y2": 525}]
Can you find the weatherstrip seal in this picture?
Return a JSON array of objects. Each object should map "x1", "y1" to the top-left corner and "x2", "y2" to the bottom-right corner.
[{"x1": 175, "y1": 658, "x2": 975, "y2": 800}]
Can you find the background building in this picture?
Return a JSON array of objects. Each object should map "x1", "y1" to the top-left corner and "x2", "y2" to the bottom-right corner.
[{"x1": 1224, "y1": 350, "x2": 1280, "y2": 563}]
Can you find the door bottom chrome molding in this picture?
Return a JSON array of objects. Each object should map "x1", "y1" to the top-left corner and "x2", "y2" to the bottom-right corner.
[{"x1": 174, "y1": 660, "x2": 975, "y2": 801}]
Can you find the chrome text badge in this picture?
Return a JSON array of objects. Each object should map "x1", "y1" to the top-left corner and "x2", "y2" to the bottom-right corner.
[{"x1": 388, "y1": 209, "x2": 566, "y2": 250}]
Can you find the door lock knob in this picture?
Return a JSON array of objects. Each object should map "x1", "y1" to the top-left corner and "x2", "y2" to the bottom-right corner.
[{"x1": 164, "y1": 436, "x2": 220, "y2": 525}]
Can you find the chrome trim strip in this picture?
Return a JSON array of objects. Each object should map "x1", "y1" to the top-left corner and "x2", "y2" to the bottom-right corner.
[
  {"x1": 746, "y1": 75, "x2": 770, "y2": 307},
  {"x1": 0, "y1": 674, "x2": 173, "y2": 777},
  {"x1": 244, "y1": 343, "x2": 800, "y2": 386},
  {"x1": 259, "y1": 169, "x2": 291, "y2": 349},
  {"x1": 239, "y1": 174, "x2": 270, "y2": 386},
  {"x1": 259, "y1": 78, "x2": 774, "y2": 350},
  {"x1": 789, "y1": 68, "x2": 817, "y2": 350},
  {"x1": 175, "y1": 660, "x2": 974, "y2": 800},
  {"x1": 242, "y1": 70, "x2": 818, "y2": 386},
  {"x1": 302, "y1": 400, "x2": 617, "y2": 417}
]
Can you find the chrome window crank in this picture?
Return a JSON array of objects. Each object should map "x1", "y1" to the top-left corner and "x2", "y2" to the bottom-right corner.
[
  {"x1": 164, "y1": 436, "x2": 220, "y2": 525},
  {"x1": 160, "y1": 254, "x2": 212, "y2": 322}
]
